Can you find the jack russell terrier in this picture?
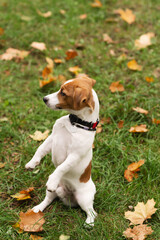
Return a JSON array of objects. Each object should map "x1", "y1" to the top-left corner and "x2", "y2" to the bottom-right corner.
[{"x1": 25, "y1": 74, "x2": 99, "y2": 227}]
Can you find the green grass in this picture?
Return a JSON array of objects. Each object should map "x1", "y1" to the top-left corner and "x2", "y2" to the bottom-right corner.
[{"x1": 0, "y1": 0, "x2": 160, "y2": 239}]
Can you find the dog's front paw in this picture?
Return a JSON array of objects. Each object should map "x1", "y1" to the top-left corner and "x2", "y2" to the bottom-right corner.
[
  {"x1": 46, "y1": 177, "x2": 59, "y2": 192},
  {"x1": 25, "y1": 159, "x2": 39, "y2": 169}
]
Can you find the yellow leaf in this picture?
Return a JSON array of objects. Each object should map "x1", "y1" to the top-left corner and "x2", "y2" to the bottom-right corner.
[
  {"x1": 60, "y1": 9, "x2": 66, "y2": 15},
  {"x1": 59, "y1": 235, "x2": 70, "y2": 240},
  {"x1": 125, "y1": 199, "x2": 157, "y2": 225},
  {"x1": 54, "y1": 58, "x2": 63, "y2": 64},
  {"x1": 129, "y1": 125, "x2": 148, "y2": 133},
  {"x1": 46, "y1": 57, "x2": 54, "y2": 69},
  {"x1": 39, "y1": 76, "x2": 56, "y2": 88},
  {"x1": 127, "y1": 59, "x2": 142, "y2": 71},
  {"x1": 29, "y1": 130, "x2": 49, "y2": 141},
  {"x1": 135, "y1": 32, "x2": 155, "y2": 49},
  {"x1": 123, "y1": 224, "x2": 153, "y2": 240},
  {"x1": 12, "y1": 221, "x2": 23, "y2": 233},
  {"x1": 109, "y1": 81, "x2": 125, "y2": 93},
  {"x1": 145, "y1": 77, "x2": 154, "y2": 83},
  {"x1": 115, "y1": 8, "x2": 135, "y2": 24},
  {"x1": 11, "y1": 187, "x2": 34, "y2": 200},
  {"x1": 132, "y1": 107, "x2": 148, "y2": 115},
  {"x1": 30, "y1": 42, "x2": 46, "y2": 51},
  {"x1": 91, "y1": 0, "x2": 102, "y2": 8},
  {"x1": 68, "y1": 66, "x2": 82, "y2": 75},
  {"x1": 37, "y1": 10, "x2": 52, "y2": 18},
  {"x1": 30, "y1": 234, "x2": 43, "y2": 240}
]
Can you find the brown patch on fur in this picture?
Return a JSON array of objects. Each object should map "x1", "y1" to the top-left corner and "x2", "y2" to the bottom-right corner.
[
  {"x1": 79, "y1": 161, "x2": 92, "y2": 183},
  {"x1": 56, "y1": 77, "x2": 96, "y2": 111}
]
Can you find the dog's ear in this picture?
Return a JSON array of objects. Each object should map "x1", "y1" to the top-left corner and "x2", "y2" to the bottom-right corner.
[
  {"x1": 76, "y1": 74, "x2": 96, "y2": 87},
  {"x1": 73, "y1": 87, "x2": 95, "y2": 111}
]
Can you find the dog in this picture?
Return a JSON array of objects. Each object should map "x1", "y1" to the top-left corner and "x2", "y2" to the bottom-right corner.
[{"x1": 25, "y1": 74, "x2": 99, "y2": 227}]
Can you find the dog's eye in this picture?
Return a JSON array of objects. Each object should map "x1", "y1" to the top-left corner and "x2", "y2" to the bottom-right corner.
[{"x1": 60, "y1": 90, "x2": 66, "y2": 97}]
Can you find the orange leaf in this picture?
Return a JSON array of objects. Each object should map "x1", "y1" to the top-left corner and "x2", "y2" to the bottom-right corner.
[
  {"x1": 68, "y1": 66, "x2": 82, "y2": 75},
  {"x1": 123, "y1": 224, "x2": 153, "y2": 240},
  {"x1": 103, "y1": 33, "x2": 114, "y2": 44},
  {"x1": 37, "y1": 10, "x2": 52, "y2": 18},
  {"x1": 124, "y1": 169, "x2": 135, "y2": 182},
  {"x1": 91, "y1": 0, "x2": 102, "y2": 8},
  {"x1": 46, "y1": 57, "x2": 54, "y2": 69},
  {"x1": 30, "y1": 42, "x2": 46, "y2": 51},
  {"x1": 135, "y1": 32, "x2": 155, "y2": 49},
  {"x1": 118, "y1": 120, "x2": 124, "y2": 129},
  {"x1": 127, "y1": 159, "x2": 145, "y2": 172},
  {"x1": 19, "y1": 209, "x2": 45, "y2": 232},
  {"x1": 0, "y1": 27, "x2": 4, "y2": 35},
  {"x1": 114, "y1": 8, "x2": 135, "y2": 24},
  {"x1": 124, "y1": 160, "x2": 145, "y2": 182},
  {"x1": 132, "y1": 107, "x2": 148, "y2": 115},
  {"x1": 109, "y1": 81, "x2": 125, "y2": 93},
  {"x1": 127, "y1": 60, "x2": 142, "y2": 71},
  {"x1": 79, "y1": 14, "x2": 87, "y2": 20},
  {"x1": 39, "y1": 76, "x2": 56, "y2": 88},
  {"x1": 42, "y1": 67, "x2": 52, "y2": 79},
  {"x1": 129, "y1": 124, "x2": 148, "y2": 133},
  {"x1": 65, "y1": 49, "x2": 78, "y2": 60},
  {"x1": 152, "y1": 118, "x2": 160, "y2": 124},
  {"x1": 11, "y1": 187, "x2": 34, "y2": 200},
  {"x1": 145, "y1": 77, "x2": 154, "y2": 83},
  {"x1": 54, "y1": 58, "x2": 63, "y2": 64},
  {"x1": 30, "y1": 234, "x2": 43, "y2": 240}
]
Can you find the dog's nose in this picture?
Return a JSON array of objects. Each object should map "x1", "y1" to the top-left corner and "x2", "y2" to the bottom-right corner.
[{"x1": 43, "y1": 97, "x2": 48, "y2": 104}]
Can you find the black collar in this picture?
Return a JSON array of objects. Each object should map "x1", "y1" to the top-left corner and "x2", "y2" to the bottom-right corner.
[{"x1": 69, "y1": 114, "x2": 99, "y2": 131}]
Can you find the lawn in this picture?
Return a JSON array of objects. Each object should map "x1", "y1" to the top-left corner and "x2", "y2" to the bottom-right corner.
[{"x1": 0, "y1": 0, "x2": 160, "y2": 239}]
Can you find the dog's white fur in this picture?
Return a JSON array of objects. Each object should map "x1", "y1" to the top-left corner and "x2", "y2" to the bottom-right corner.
[{"x1": 25, "y1": 76, "x2": 99, "y2": 227}]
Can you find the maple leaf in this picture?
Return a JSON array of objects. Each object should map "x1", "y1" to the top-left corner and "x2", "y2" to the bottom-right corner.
[
  {"x1": 11, "y1": 187, "x2": 34, "y2": 200},
  {"x1": 68, "y1": 66, "x2": 82, "y2": 75},
  {"x1": 135, "y1": 32, "x2": 155, "y2": 49},
  {"x1": 0, "y1": 48, "x2": 29, "y2": 61},
  {"x1": 103, "y1": 33, "x2": 115, "y2": 44},
  {"x1": 123, "y1": 224, "x2": 153, "y2": 240},
  {"x1": 30, "y1": 42, "x2": 46, "y2": 51},
  {"x1": 91, "y1": 0, "x2": 102, "y2": 8},
  {"x1": 124, "y1": 160, "x2": 145, "y2": 182},
  {"x1": 114, "y1": 8, "x2": 135, "y2": 24},
  {"x1": 129, "y1": 125, "x2": 148, "y2": 133},
  {"x1": 37, "y1": 10, "x2": 52, "y2": 18},
  {"x1": 29, "y1": 130, "x2": 49, "y2": 141},
  {"x1": 132, "y1": 107, "x2": 148, "y2": 115},
  {"x1": 19, "y1": 209, "x2": 45, "y2": 232},
  {"x1": 109, "y1": 81, "x2": 125, "y2": 93},
  {"x1": 65, "y1": 49, "x2": 78, "y2": 60},
  {"x1": 145, "y1": 77, "x2": 154, "y2": 83},
  {"x1": 127, "y1": 60, "x2": 142, "y2": 71},
  {"x1": 125, "y1": 199, "x2": 157, "y2": 225}
]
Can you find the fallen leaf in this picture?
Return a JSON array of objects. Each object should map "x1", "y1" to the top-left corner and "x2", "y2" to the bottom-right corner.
[
  {"x1": 11, "y1": 187, "x2": 34, "y2": 200},
  {"x1": 0, "y1": 117, "x2": 9, "y2": 122},
  {"x1": 30, "y1": 42, "x2": 46, "y2": 51},
  {"x1": 109, "y1": 81, "x2": 125, "y2": 93},
  {"x1": 0, "y1": 48, "x2": 29, "y2": 61},
  {"x1": 114, "y1": 8, "x2": 135, "y2": 24},
  {"x1": 91, "y1": 0, "x2": 102, "y2": 8},
  {"x1": 29, "y1": 130, "x2": 49, "y2": 141},
  {"x1": 96, "y1": 123, "x2": 102, "y2": 134},
  {"x1": 116, "y1": 53, "x2": 127, "y2": 63},
  {"x1": 118, "y1": 120, "x2": 124, "y2": 129},
  {"x1": 42, "y1": 67, "x2": 52, "y2": 79},
  {"x1": 39, "y1": 76, "x2": 56, "y2": 88},
  {"x1": 125, "y1": 199, "x2": 157, "y2": 225},
  {"x1": 124, "y1": 160, "x2": 145, "y2": 182},
  {"x1": 127, "y1": 60, "x2": 142, "y2": 71},
  {"x1": 124, "y1": 169, "x2": 138, "y2": 182},
  {"x1": 65, "y1": 49, "x2": 78, "y2": 60},
  {"x1": 109, "y1": 49, "x2": 116, "y2": 56},
  {"x1": 0, "y1": 27, "x2": 4, "y2": 35},
  {"x1": 153, "y1": 68, "x2": 160, "y2": 78},
  {"x1": 103, "y1": 33, "x2": 115, "y2": 44},
  {"x1": 30, "y1": 234, "x2": 43, "y2": 240},
  {"x1": 46, "y1": 57, "x2": 54, "y2": 69},
  {"x1": 60, "y1": 9, "x2": 66, "y2": 15},
  {"x1": 128, "y1": 159, "x2": 145, "y2": 172},
  {"x1": 132, "y1": 107, "x2": 148, "y2": 115},
  {"x1": 68, "y1": 66, "x2": 82, "y2": 75},
  {"x1": 19, "y1": 209, "x2": 45, "y2": 232},
  {"x1": 57, "y1": 74, "x2": 67, "y2": 83},
  {"x1": 152, "y1": 118, "x2": 160, "y2": 124},
  {"x1": 129, "y1": 125, "x2": 148, "y2": 133},
  {"x1": 135, "y1": 32, "x2": 155, "y2": 49},
  {"x1": 123, "y1": 224, "x2": 153, "y2": 240},
  {"x1": 12, "y1": 221, "x2": 23, "y2": 233},
  {"x1": 59, "y1": 235, "x2": 70, "y2": 240},
  {"x1": 37, "y1": 10, "x2": 52, "y2": 18},
  {"x1": 20, "y1": 15, "x2": 32, "y2": 21},
  {"x1": 145, "y1": 77, "x2": 154, "y2": 83},
  {"x1": 54, "y1": 58, "x2": 63, "y2": 64},
  {"x1": 79, "y1": 14, "x2": 87, "y2": 20},
  {"x1": 0, "y1": 162, "x2": 6, "y2": 168}
]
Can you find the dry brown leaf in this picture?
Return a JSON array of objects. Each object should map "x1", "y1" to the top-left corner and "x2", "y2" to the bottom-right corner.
[
  {"x1": 109, "y1": 81, "x2": 125, "y2": 93},
  {"x1": 0, "y1": 27, "x2": 4, "y2": 35},
  {"x1": 54, "y1": 58, "x2": 63, "y2": 64},
  {"x1": 129, "y1": 125, "x2": 148, "y2": 133},
  {"x1": 123, "y1": 224, "x2": 153, "y2": 240},
  {"x1": 30, "y1": 234, "x2": 43, "y2": 240},
  {"x1": 145, "y1": 77, "x2": 154, "y2": 83},
  {"x1": 103, "y1": 33, "x2": 114, "y2": 44},
  {"x1": 114, "y1": 8, "x2": 135, "y2": 24},
  {"x1": 125, "y1": 199, "x2": 157, "y2": 225},
  {"x1": 37, "y1": 10, "x2": 52, "y2": 18},
  {"x1": 124, "y1": 160, "x2": 145, "y2": 182},
  {"x1": 0, "y1": 48, "x2": 29, "y2": 61},
  {"x1": 19, "y1": 209, "x2": 45, "y2": 232},
  {"x1": 109, "y1": 49, "x2": 116, "y2": 56},
  {"x1": 132, "y1": 107, "x2": 148, "y2": 115},
  {"x1": 65, "y1": 49, "x2": 78, "y2": 60},
  {"x1": 42, "y1": 67, "x2": 52, "y2": 79},
  {"x1": 91, "y1": 0, "x2": 102, "y2": 8},
  {"x1": 135, "y1": 32, "x2": 155, "y2": 49},
  {"x1": 46, "y1": 57, "x2": 54, "y2": 69},
  {"x1": 79, "y1": 14, "x2": 87, "y2": 20},
  {"x1": 30, "y1": 42, "x2": 46, "y2": 51},
  {"x1": 153, "y1": 68, "x2": 160, "y2": 78},
  {"x1": 0, "y1": 162, "x2": 6, "y2": 168},
  {"x1": 39, "y1": 76, "x2": 56, "y2": 88},
  {"x1": 127, "y1": 60, "x2": 142, "y2": 71},
  {"x1": 68, "y1": 66, "x2": 82, "y2": 75},
  {"x1": 118, "y1": 120, "x2": 124, "y2": 129},
  {"x1": 124, "y1": 169, "x2": 138, "y2": 182},
  {"x1": 29, "y1": 130, "x2": 49, "y2": 141},
  {"x1": 11, "y1": 187, "x2": 34, "y2": 200},
  {"x1": 152, "y1": 118, "x2": 160, "y2": 124}
]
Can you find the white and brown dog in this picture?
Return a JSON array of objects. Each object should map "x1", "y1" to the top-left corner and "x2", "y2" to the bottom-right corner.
[{"x1": 25, "y1": 75, "x2": 99, "y2": 227}]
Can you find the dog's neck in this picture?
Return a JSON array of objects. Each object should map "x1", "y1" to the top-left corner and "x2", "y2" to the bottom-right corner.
[{"x1": 69, "y1": 89, "x2": 99, "y2": 123}]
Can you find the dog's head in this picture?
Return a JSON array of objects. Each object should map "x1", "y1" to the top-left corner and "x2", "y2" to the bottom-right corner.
[{"x1": 43, "y1": 75, "x2": 96, "y2": 112}]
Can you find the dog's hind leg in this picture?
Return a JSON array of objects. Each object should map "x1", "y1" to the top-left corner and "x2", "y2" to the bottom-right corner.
[
  {"x1": 25, "y1": 135, "x2": 52, "y2": 169},
  {"x1": 32, "y1": 189, "x2": 57, "y2": 213}
]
